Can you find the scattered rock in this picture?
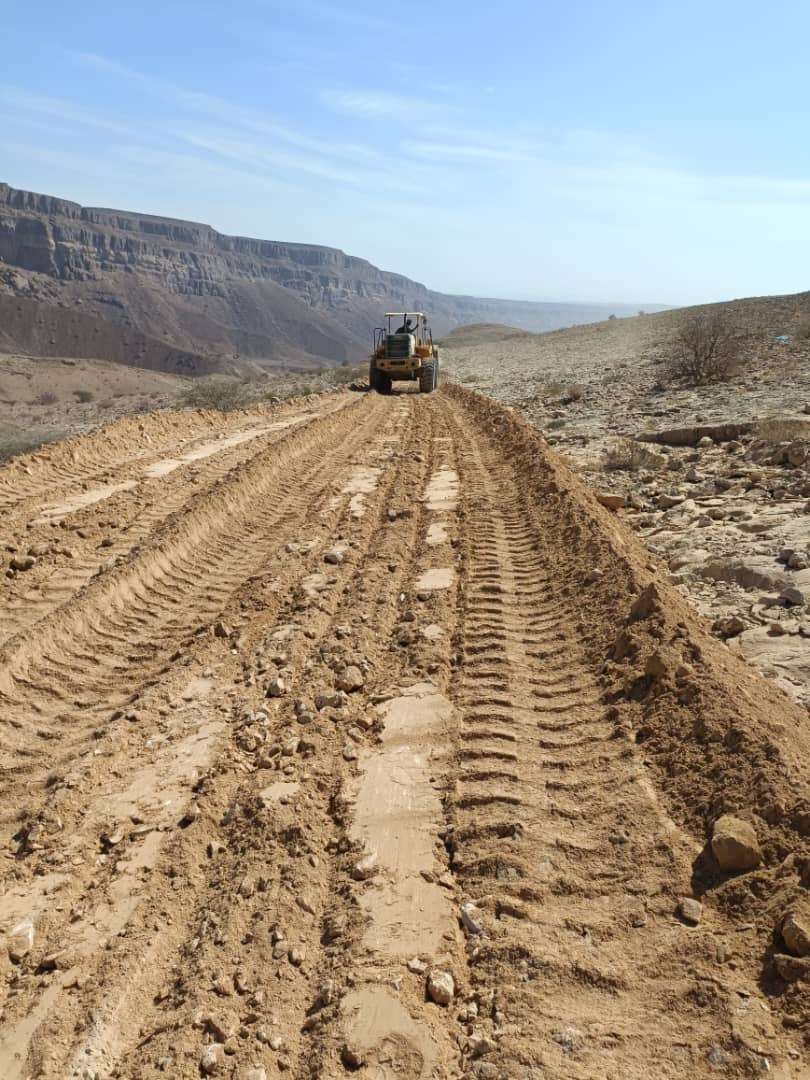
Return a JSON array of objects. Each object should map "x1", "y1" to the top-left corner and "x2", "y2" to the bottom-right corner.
[
  {"x1": 460, "y1": 901, "x2": 485, "y2": 935},
  {"x1": 352, "y1": 851, "x2": 378, "y2": 880},
  {"x1": 678, "y1": 897, "x2": 703, "y2": 925},
  {"x1": 596, "y1": 492, "x2": 625, "y2": 510},
  {"x1": 427, "y1": 969, "x2": 455, "y2": 1006},
  {"x1": 6, "y1": 919, "x2": 34, "y2": 962},
  {"x1": 336, "y1": 665, "x2": 364, "y2": 692},
  {"x1": 711, "y1": 814, "x2": 762, "y2": 871},
  {"x1": 10, "y1": 555, "x2": 35, "y2": 571},
  {"x1": 266, "y1": 677, "x2": 287, "y2": 698},
  {"x1": 200, "y1": 1043, "x2": 226, "y2": 1075},
  {"x1": 553, "y1": 1026, "x2": 585, "y2": 1053},
  {"x1": 780, "y1": 910, "x2": 810, "y2": 957}
]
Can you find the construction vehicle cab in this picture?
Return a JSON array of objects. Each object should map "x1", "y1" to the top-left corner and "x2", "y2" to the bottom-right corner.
[{"x1": 369, "y1": 312, "x2": 440, "y2": 394}]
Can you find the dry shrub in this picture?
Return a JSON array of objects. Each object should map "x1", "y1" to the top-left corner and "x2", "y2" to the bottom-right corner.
[
  {"x1": 177, "y1": 379, "x2": 252, "y2": 412},
  {"x1": 668, "y1": 313, "x2": 741, "y2": 383},
  {"x1": 560, "y1": 384, "x2": 583, "y2": 404},
  {"x1": 35, "y1": 391, "x2": 58, "y2": 406},
  {"x1": 602, "y1": 438, "x2": 666, "y2": 472},
  {"x1": 74, "y1": 389, "x2": 94, "y2": 403}
]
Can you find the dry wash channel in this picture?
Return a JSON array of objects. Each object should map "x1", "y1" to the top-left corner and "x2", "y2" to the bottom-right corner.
[{"x1": 0, "y1": 386, "x2": 807, "y2": 1080}]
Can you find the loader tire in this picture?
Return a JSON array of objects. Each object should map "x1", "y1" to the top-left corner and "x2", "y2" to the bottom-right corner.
[
  {"x1": 369, "y1": 363, "x2": 392, "y2": 395},
  {"x1": 419, "y1": 362, "x2": 436, "y2": 394}
]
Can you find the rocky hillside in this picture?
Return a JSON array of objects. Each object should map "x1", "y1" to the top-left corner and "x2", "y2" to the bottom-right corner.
[{"x1": 0, "y1": 183, "x2": 662, "y2": 374}]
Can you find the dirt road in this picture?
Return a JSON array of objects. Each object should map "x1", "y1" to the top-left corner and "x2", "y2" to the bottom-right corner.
[{"x1": 0, "y1": 387, "x2": 807, "y2": 1079}]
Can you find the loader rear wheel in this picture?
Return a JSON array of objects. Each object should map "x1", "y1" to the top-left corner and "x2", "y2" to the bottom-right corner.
[{"x1": 419, "y1": 362, "x2": 436, "y2": 394}]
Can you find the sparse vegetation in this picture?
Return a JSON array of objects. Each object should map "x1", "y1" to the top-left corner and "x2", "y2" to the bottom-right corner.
[
  {"x1": 35, "y1": 391, "x2": 58, "y2": 406},
  {"x1": 668, "y1": 313, "x2": 741, "y2": 384},
  {"x1": 74, "y1": 389, "x2": 94, "y2": 403},
  {"x1": 0, "y1": 429, "x2": 65, "y2": 462},
  {"x1": 602, "y1": 438, "x2": 666, "y2": 472},
  {"x1": 177, "y1": 379, "x2": 253, "y2": 412},
  {"x1": 559, "y1": 384, "x2": 583, "y2": 404}
]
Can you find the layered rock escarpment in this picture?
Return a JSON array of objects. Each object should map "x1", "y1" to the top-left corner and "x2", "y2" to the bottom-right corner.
[{"x1": 0, "y1": 183, "x2": 657, "y2": 373}]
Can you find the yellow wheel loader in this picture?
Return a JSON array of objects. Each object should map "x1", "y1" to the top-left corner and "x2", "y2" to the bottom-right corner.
[{"x1": 369, "y1": 312, "x2": 440, "y2": 394}]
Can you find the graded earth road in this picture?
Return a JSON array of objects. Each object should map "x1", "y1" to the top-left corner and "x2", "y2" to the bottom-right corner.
[{"x1": 0, "y1": 386, "x2": 808, "y2": 1080}]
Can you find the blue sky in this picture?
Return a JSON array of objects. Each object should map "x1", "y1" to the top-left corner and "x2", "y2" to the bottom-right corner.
[{"x1": 3, "y1": 0, "x2": 810, "y2": 305}]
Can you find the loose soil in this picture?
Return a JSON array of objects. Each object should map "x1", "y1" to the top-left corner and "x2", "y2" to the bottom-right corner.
[{"x1": 0, "y1": 386, "x2": 807, "y2": 1080}]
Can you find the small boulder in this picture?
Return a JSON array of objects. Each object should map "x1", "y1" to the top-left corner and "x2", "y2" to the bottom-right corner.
[
  {"x1": 6, "y1": 919, "x2": 34, "y2": 962},
  {"x1": 780, "y1": 910, "x2": 810, "y2": 957},
  {"x1": 200, "y1": 1043, "x2": 226, "y2": 1075},
  {"x1": 678, "y1": 897, "x2": 703, "y2": 925},
  {"x1": 352, "y1": 851, "x2": 378, "y2": 880},
  {"x1": 10, "y1": 556, "x2": 35, "y2": 572},
  {"x1": 427, "y1": 969, "x2": 455, "y2": 1006},
  {"x1": 336, "y1": 665, "x2": 364, "y2": 693},
  {"x1": 596, "y1": 492, "x2": 625, "y2": 510},
  {"x1": 711, "y1": 815, "x2": 762, "y2": 872}
]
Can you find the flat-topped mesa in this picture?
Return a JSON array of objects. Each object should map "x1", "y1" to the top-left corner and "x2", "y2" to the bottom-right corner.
[{"x1": 0, "y1": 182, "x2": 424, "y2": 298}]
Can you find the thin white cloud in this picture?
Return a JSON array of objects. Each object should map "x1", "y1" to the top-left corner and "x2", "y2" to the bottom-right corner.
[
  {"x1": 184, "y1": 133, "x2": 428, "y2": 194},
  {"x1": 326, "y1": 89, "x2": 450, "y2": 123},
  {"x1": 0, "y1": 86, "x2": 131, "y2": 135},
  {"x1": 75, "y1": 51, "x2": 383, "y2": 165}
]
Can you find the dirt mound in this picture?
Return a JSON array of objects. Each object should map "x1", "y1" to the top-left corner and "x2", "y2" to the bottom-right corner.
[{"x1": 0, "y1": 385, "x2": 806, "y2": 1078}]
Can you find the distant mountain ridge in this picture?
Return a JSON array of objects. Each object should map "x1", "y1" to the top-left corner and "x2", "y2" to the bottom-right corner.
[{"x1": 0, "y1": 183, "x2": 667, "y2": 374}]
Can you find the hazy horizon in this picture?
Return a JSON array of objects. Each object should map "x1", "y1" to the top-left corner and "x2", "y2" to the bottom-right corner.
[{"x1": 4, "y1": 0, "x2": 810, "y2": 308}]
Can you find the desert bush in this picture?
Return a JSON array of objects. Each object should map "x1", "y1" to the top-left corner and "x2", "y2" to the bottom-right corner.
[
  {"x1": 793, "y1": 317, "x2": 810, "y2": 340},
  {"x1": 559, "y1": 384, "x2": 583, "y2": 404},
  {"x1": 0, "y1": 429, "x2": 65, "y2": 462},
  {"x1": 668, "y1": 313, "x2": 740, "y2": 383},
  {"x1": 74, "y1": 389, "x2": 94, "y2": 403},
  {"x1": 177, "y1": 379, "x2": 252, "y2": 412},
  {"x1": 459, "y1": 372, "x2": 482, "y2": 384},
  {"x1": 602, "y1": 438, "x2": 666, "y2": 472},
  {"x1": 546, "y1": 418, "x2": 567, "y2": 430},
  {"x1": 34, "y1": 391, "x2": 58, "y2": 406}
]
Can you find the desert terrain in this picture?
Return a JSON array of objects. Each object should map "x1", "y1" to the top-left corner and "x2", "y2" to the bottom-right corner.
[
  {"x1": 443, "y1": 300, "x2": 810, "y2": 711},
  {"x1": 0, "y1": 184, "x2": 664, "y2": 375},
  {"x1": 0, "y1": 340, "x2": 808, "y2": 1079}
]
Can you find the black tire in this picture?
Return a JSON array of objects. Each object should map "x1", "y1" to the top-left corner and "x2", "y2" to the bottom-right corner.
[
  {"x1": 369, "y1": 363, "x2": 392, "y2": 395},
  {"x1": 419, "y1": 361, "x2": 435, "y2": 394},
  {"x1": 433, "y1": 354, "x2": 440, "y2": 389}
]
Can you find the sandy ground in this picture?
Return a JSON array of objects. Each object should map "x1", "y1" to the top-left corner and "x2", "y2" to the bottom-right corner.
[{"x1": 0, "y1": 385, "x2": 807, "y2": 1079}]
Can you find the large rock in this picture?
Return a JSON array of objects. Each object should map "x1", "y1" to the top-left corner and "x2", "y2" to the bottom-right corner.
[
  {"x1": 711, "y1": 815, "x2": 762, "y2": 871},
  {"x1": 781, "y1": 910, "x2": 810, "y2": 957}
]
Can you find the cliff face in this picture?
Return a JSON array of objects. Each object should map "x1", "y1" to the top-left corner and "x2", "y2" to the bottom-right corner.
[{"x1": 0, "y1": 183, "x2": 660, "y2": 373}]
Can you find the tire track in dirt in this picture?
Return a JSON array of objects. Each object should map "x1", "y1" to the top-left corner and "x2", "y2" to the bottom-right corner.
[
  {"x1": 0, "y1": 395, "x2": 377, "y2": 827},
  {"x1": 0, "y1": 387, "x2": 807, "y2": 1080},
  {"x1": 0, "y1": 405, "x2": 342, "y2": 649},
  {"x1": 442, "y1": 392, "x2": 802, "y2": 1079},
  {"x1": 0, "y1": 393, "x2": 410, "y2": 1079}
]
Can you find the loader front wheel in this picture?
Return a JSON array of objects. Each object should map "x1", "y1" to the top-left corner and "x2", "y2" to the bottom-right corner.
[{"x1": 369, "y1": 363, "x2": 392, "y2": 395}]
